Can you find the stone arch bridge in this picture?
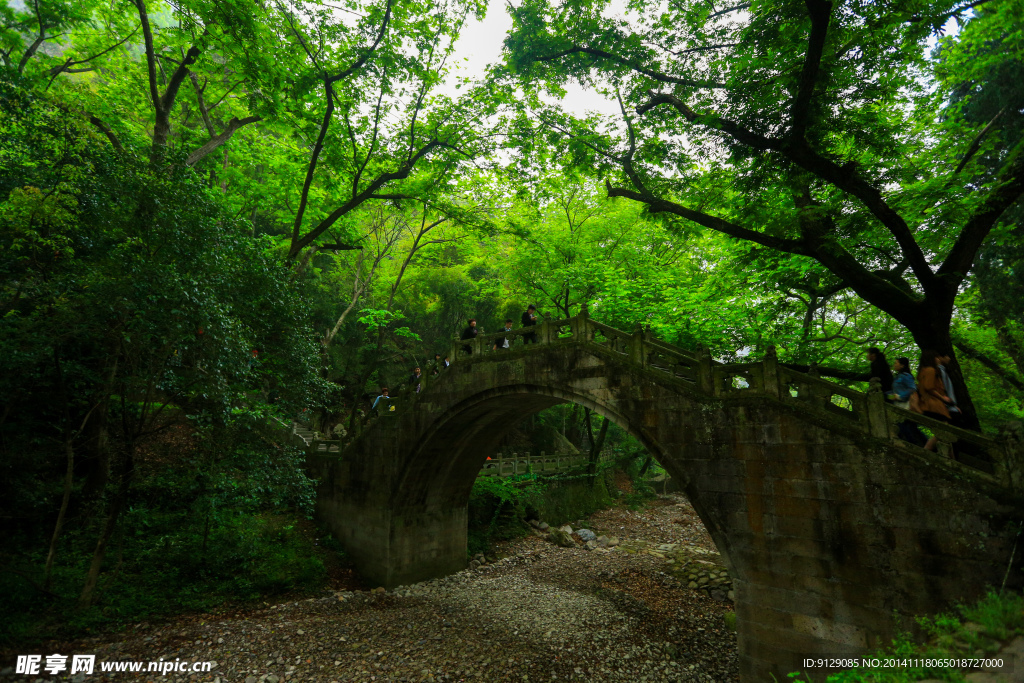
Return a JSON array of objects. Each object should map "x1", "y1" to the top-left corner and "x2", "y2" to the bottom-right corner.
[{"x1": 305, "y1": 310, "x2": 1024, "y2": 682}]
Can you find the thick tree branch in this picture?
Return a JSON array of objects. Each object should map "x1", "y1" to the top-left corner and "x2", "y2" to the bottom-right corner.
[
  {"x1": 533, "y1": 46, "x2": 725, "y2": 89},
  {"x1": 789, "y1": 0, "x2": 832, "y2": 138},
  {"x1": 159, "y1": 43, "x2": 203, "y2": 116},
  {"x1": 89, "y1": 115, "x2": 123, "y2": 152},
  {"x1": 638, "y1": 91, "x2": 936, "y2": 287},
  {"x1": 16, "y1": 0, "x2": 46, "y2": 74},
  {"x1": 188, "y1": 73, "x2": 216, "y2": 137},
  {"x1": 780, "y1": 363, "x2": 865, "y2": 382},
  {"x1": 288, "y1": 0, "x2": 393, "y2": 260},
  {"x1": 134, "y1": 0, "x2": 162, "y2": 117},
  {"x1": 184, "y1": 115, "x2": 261, "y2": 166},
  {"x1": 326, "y1": 0, "x2": 393, "y2": 85},
  {"x1": 955, "y1": 340, "x2": 1024, "y2": 392},
  {"x1": 46, "y1": 27, "x2": 139, "y2": 88},
  {"x1": 708, "y1": 3, "x2": 751, "y2": 19},
  {"x1": 290, "y1": 81, "x2": 336, "y2": 249},
  {"x1": 669, "y1": 42, "x2": 739, "y2": 55},
  {"x1": 289, "y1": 139, "x2": 445, "y2": 259},
  {"x1": 605, "y1": 181, "x2": 810, "y2": 255},
  {"x1": 954, "y1": 106, "x2": 1006, "y2": 174},
  {"x1": 939, "y1": 137, "x2": 1024, "y2": 283}
]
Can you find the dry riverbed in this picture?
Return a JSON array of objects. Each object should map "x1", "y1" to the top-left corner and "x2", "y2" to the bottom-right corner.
[{"x1": 12, "y1": 495, "x2": 738, "y2": 683}]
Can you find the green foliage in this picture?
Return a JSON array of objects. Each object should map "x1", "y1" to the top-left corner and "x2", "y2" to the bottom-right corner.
[
  {"x1": 467, "y1": 474, "x2": 546, "y2": 555},
  {"x1": 0, "y1": 421, "x2": 324, "y2": 645},
  {"x1": 788, "y1": 591, "x2": 1024, "y2": 682}
]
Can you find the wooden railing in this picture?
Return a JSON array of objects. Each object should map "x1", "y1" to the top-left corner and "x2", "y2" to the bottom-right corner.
[{"x1": 310, "y1": 305, "x2": 1021, "y2": 491}]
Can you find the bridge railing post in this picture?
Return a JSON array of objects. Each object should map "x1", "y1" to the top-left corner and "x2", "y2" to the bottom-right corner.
[
  {"x1": 696, "y1": 344, "x2": 713, "y2": 394},
  {"x1": 540, "y1": 312, "x2": 553, "y2": 344},
  {"x1": 761, "y1": 345, "x2": 780, "y2": 398},
  {"x1": 450, "y1": 337, "x2": 460, "y2": 363},
  {"x1": 572, "y1": 303, "x2": 591, "y2": 342},
  {"x1": 865, "y1": 377, "x2": 889, "y2": 438},
  {"x1": 996, "y1": 422, "x2": 1024, "y2": 492},
  {"x1": 630, "y1": 324, "x2": 646, "y2": 367}
]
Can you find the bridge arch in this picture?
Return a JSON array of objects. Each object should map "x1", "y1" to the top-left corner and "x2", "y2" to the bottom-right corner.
[
  {"x1": 307, "y1": 314, "x2": 1022, "y2": 682},
  {"x1": 390, "y1": 380, "x2": 733, "y2": 576}
]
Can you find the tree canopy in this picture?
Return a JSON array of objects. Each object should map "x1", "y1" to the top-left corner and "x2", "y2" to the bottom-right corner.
[{"x1": 0, "y1": 0, "x2": 1022, "y2": 630}]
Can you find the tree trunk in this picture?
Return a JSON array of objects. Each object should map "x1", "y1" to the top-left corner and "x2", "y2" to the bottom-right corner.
[
  {"x1": 44, "y1": 432, "x2": 75, "y2": 591},
  {"x1": 587, "y1": 412, "x2": 609, "y2": 484},
  {"x1": 638, "y1": 455, "x2": 654, "y2": 478},
  {"x1": 82, "y1": 357, "x2": 118, "y2": 501},
  {"x1": 79, "y1": 446, "x2": 133, "y2": 609}
]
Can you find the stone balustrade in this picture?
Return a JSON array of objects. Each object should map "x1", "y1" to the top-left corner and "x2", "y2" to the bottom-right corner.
[{"x1": 334, "y1": 306, "x2": 1016, "y2": 490}]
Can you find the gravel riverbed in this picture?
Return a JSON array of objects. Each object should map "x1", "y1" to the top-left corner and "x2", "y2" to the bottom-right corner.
[{"x1": 11, "y1": 495, "x2": 738, "y2": 683}]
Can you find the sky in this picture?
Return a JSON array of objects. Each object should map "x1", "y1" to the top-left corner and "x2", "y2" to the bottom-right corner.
[{"x1": 444, "y1": 0, "x2": 621, "y2": 117}]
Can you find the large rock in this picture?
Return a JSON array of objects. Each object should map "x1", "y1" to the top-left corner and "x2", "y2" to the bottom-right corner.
[
  {"x1": 558, "y1": 524, "x2": 573, "y2": 535},
  {"x1": 548, "y1": 527, "x2": 576, "y2": 548},
  {"x1": 577, "y1": 528, "x2": 596, "y2": 542}
]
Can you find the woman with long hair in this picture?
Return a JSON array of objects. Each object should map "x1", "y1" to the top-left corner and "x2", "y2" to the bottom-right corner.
[
  {"x1": 866, "y1": 347, "x2": 894, "y2": 395},
  {"x1": 916, "y1": 349, "x2": 952, "y2": 452}
]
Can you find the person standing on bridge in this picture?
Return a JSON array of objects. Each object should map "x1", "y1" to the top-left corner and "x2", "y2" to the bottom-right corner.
[
  {"x1": 371, "y1": 387, "x2": 392, "y2": 412},
  {"x1": 409, "y1": 367, "x2": 423, "y2": 393},
  {"x1": 522, "y1": 305, "x2": 538, "y2": 344},
  {"x1": 914, "y1": 350, "x2": 952, "y2": 452},
  {"x1": 891, "y1": 357, "x2": 926, "y2": 446},
  {"x1": 461, "y1": 318, "x2": 479, "y2": 354},
  {"x1": 937, "y1": 354, "x2": 964, "y2": 430},
  {"x1": 864, "y1": 347, "x2": 894, "y2": 396},
  {"x1": 495, "y1": 319, "x2": 514, "y2": 351}
]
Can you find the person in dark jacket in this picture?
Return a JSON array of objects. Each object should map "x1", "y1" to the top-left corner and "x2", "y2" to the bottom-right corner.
[
  {"x1": 865, "y1": 347, "x2": 894, "y2": 395},
  {"x1": 409, "y1": 366, "x2": 422, "y2": 393},
  {"x1": 494, "y1": 319, "x2": 514, "y2": 350},
  {"x1": 460, "y1": 319, "x2": 478, "y2": 354},
  {"x1": 521, "y1": 305, "x2": 538, "y2": 344}
]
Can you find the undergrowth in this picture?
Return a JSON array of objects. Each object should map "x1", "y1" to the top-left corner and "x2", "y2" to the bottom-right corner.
[
  {"x1": 787, "y1": 591, "x2": 1024, "y2": 682},
  {"x1": 0, "y1": 419, "x2": 327, "y2": 648}
]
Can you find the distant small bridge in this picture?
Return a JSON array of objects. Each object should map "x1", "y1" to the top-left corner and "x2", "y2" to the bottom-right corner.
[{"x1": 303, "y1": 307, "x2": 1024, "y2": 682}]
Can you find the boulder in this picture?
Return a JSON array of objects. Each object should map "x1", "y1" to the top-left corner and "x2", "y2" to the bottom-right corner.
[
  {"x1": 548, "y1": 528, "x2": 576, "y2": 548},
  {"x1": 584, "y1": 540, "x2": 598, "y2": 551},
  {"x1": 558, "y1": 524, "x2": 573, "y2": 535},
  {"x1": 538, "y1": 521, "x2": 549, "y2": 531},
  {"x1": 599, "y1": 535, "x2": 620, "y2": 548},
  {"x1": 577, "y1": 528, "x2": 597, "y2": 542}
]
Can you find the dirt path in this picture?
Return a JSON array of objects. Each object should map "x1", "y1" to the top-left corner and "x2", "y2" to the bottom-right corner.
[{"x1": 10, "y1": 495, "x2": 738, "y2": 683}]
